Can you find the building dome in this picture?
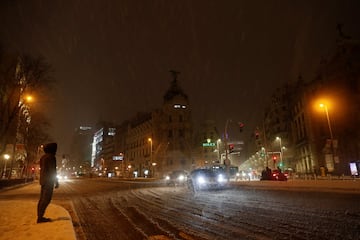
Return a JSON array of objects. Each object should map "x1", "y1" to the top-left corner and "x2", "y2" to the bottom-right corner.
[{"x1": 163, "y1": 70, "x2": 188, "y2": 103}]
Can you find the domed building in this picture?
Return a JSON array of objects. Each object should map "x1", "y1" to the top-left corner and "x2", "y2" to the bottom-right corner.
[
  {"x1": 152, "y1": 70, "x2": 194, "y2": 176},
  {"x1": 92, "y1": 71, "x2": 194, "y2": 178}
]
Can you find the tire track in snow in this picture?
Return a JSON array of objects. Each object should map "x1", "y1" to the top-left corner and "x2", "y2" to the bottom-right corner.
[
  {"x1": 125, "y1": 187, "x2": 274, "y2": 240},
  {"x1": 73, "y1": 196, "x2": 145, "y2": 240}
]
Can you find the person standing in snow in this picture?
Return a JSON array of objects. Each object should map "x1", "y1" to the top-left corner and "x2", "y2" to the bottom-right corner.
[{"x1": 37, "y1": 142, "x2": 59, "y2": 223}]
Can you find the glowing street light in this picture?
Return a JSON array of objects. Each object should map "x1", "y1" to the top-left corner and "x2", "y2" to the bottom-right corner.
[
  {"x1": 319, "y1": 103, "x2": 333, "y2": 140},
  {"x1": 216, "y1": 139, "x2": 222, "y2": 161},
  {"x1": 148, "y1": 138, "x2": 153, "y2": 162},
  {"x1": 276, "y1": 137, "x2": 283, "y2": 169},
  {"x1": 2, "y1": 154, "x2": 10, "y2": 179},
  {"x1": 24, "y1": 95, "x2": 33, "y2": 103},
  {"x1": 151, "y1": 162, "x2": 157, "y2": 178},
  {"x1": 9, "y1": 94, "x2": 34, "y2": 179},
  {"x1": 319, "y1": 103, "x2": 336, "y2": 172},
  {"x1": 148, "y1": 138, "x2": 153, "y2": 176}
]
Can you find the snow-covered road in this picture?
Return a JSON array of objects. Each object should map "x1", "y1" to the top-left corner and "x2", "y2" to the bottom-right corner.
[{"x1": 64, "y1": 180, "x2": 360, "y2": 240}]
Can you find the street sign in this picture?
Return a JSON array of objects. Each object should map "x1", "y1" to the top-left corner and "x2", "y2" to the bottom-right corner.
[{"x1": 202, "y1": 142, "x2": 216, "y2": 147}]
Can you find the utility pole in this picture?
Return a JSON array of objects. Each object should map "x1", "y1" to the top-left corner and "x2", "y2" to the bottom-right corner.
[{"x1": 224, "y1": 119, "x2": 231, "y2": 167}]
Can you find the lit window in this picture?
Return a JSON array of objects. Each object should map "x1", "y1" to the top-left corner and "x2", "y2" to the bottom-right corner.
[{"x1": 108, "y1": 128, "x2": 116, "y2": 136}]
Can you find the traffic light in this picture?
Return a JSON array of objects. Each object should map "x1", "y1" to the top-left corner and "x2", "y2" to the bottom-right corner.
[
  {"x1": 228, "y1": 144, "x2": 234, "y2": 153},
  {"x1": 238, "y1": 122, "x2": 245, "y2": 132},
  {"x1": 255, "y1": 131, "x2": 259, "y2": 140},
  {"x1": 272, "y1": 156, "x2": 277, "y2": 163}
]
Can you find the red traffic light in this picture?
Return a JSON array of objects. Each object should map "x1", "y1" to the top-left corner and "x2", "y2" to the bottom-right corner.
[
  {"x1": 238, "y1": 122, "x2": 245, "y2": 132},
  {"x1": 228, "y1": 144, "x2": 235, "y2": 153}
]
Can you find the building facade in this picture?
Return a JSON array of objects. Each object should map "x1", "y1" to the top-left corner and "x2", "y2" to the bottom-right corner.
[
  {"x1": 245, "y1": 37, "x2": 360, "y2": 177},
  {"x1": 91, "y1": 121, "x2": 116, "y2": 176},
  {"x1": 68, "y1": 126, "x2": 93, "y2": 175},
  {"x1": 91, "y1": 72, "x2": 194, "y2": 178}
]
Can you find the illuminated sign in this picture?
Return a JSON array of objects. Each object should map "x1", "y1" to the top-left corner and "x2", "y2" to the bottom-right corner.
[
  {"x1": 113, "y1": 155, "x2": 123, "y2": 161},
  {"x1": 202, "y1": 142, "x2": 216, "y2": 147}
]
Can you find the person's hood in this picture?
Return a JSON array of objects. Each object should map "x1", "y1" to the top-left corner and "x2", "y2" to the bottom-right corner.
[{"x1": 43, "y1": 142, "x2": 57, "y2": 154}]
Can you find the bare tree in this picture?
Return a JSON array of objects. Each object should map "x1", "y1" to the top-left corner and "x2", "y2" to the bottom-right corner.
[
  {"x1": 23, "y1": 109, "x2": 52, "y2": 178},
  {"x1": 0, "y1": 49, "x2": 19, "y2": 153},
  {"x1": 0, "y1": 47, "x2": 54, "y2": 178}
]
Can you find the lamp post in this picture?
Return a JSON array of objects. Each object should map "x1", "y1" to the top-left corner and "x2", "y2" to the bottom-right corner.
[
  {"x1": 224, "y1": 120, "x2": 231, "y2": 167},
  {"x1": 319, "y1": 104, "x2": 333, "y2": 140},
  {"x1": 22, "y1": 95, "x2": 33, "y2": 179},
  {"x1": 276, "y1": 137, "x2": 283, "y2": 170},
  {"x1": 9, "y1": 94, "x2": 33, "y2": 179},
  {"x1": 319, "y1": 103, "x2": 335, "y2": 173},
  {"x1": 2, "y1": 154, "x2": 10, "y2": 179},
  {"x1": 216, "y1": 139, "x2": 221, "y2": 162},
  {"x1": 152, "y1": 162, "x2": 157, "y2": 178},
  {"x1": 127, "y1": 165, "x2": 132, "y2": 178},
  {"x1": 148, "y1": 138, "x2": 153, "y2": 176},
  {"x1": 261, "y1": 147, "x2": 267, "y2": 168}
]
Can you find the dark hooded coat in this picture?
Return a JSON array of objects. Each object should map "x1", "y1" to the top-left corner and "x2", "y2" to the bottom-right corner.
[{"x1": 39, "y1": 143, "x2": 58, "y2": 186}]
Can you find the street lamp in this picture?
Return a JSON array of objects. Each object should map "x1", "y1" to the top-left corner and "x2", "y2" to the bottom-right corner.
[
  {"x1": 3, "y1": 154, "x2": 10, "y2": 179},
  {"x1": 25, "y1": 95, "x2": 33, "y2": 103},
  {"x1": 148, "y1": 138, "x2": 153, "y2": 176},
  {"x1": 9, "y1": 94, "x2": 34, "y2": 179},
  {"x1": 319, "y1": 103, "x2": 335, "y2": 173},
  {"x1": 261, "y1": 147, "x2": 267, "y2": 168},
  {"x1": 152, "y1": 162, "x2": 157, "y2": 178},
  {"x1": 319, "y1": 103, "x2": 334, "y2": 140},
  {"x1": 216, "y1": 139, "x2": 221, "y2": 162},
  {"x1": 276, "y1": 137, "x2": 283, "y2": 170}
]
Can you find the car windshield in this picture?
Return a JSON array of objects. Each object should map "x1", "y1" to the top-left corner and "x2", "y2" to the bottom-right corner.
[{"x1": 192, "y1": 169, "x2": 222, "y2": 176}]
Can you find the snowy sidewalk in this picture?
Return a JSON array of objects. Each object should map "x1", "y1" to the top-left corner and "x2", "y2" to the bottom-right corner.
[{"x1": 0, "y1": 200, "x2": 76, "y2": 240}]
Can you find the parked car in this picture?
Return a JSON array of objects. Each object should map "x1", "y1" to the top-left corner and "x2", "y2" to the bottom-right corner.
[
  {"x1": 261, "y1": 167, "x2": 287, "y2": 181},
  {"x1": 165, "y1": 170, "x2": 188, "y2": 186},
  {"x1": 187, "y1": 168, "x2": 229, "y2": 192},
  {"x1": 271, "y1": 169, "x2": 288, "y2": 181}
]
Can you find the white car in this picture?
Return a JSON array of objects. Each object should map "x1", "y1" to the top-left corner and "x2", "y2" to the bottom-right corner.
[
  {"x1": 165, "y1": 170, "x2": 188, "y2": 186},
  {"x1": 187, "y1": 168, "x2": 229, "y2": 192}
]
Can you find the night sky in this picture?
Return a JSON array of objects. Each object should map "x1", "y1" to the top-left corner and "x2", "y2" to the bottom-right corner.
[{"x1": 1, "y1": 0, "x2": 359, "y2": 155}]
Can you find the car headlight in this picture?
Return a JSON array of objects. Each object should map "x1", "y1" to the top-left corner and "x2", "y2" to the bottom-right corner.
[
  {"x1": 217, "y1": 174, "x2": 227, "y2": 183},
  {"x1": 197, "y1": 176, "x2": 206, "y2": 184},
  {"x1": 178, "y1": 175, "x2": 185, "y2": 181}
]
